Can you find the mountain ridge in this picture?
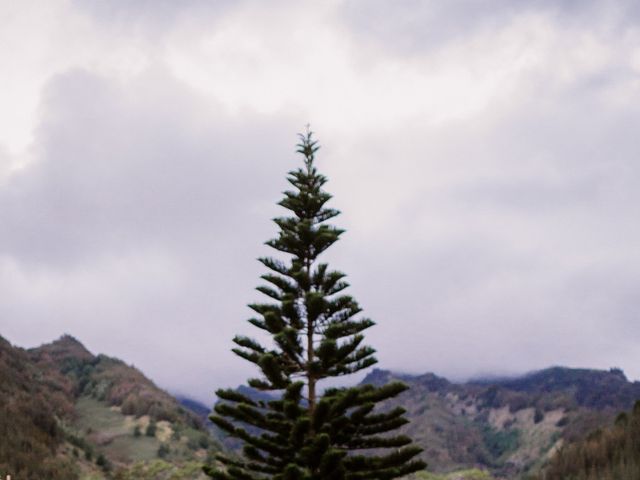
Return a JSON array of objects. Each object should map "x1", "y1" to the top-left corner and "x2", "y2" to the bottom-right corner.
[
  {"x1": 360, "y1": 366, "x2": 640, "y2": 478},
  {"x1": 4, "y1": 332, "x2": 639, "y2": 480},
  {"x1": 202, "y1": 365, "x2": 640, "y2": 478}
]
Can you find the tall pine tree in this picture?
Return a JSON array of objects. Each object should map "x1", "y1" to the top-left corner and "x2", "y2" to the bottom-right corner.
[{"x1": 205, "y1": 130, "x2": 426, "y2": 480}]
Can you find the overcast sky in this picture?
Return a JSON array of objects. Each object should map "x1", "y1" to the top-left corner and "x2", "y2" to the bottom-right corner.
[{"x1": 2, "y1": 0, "x2": 640, "y2": 404}]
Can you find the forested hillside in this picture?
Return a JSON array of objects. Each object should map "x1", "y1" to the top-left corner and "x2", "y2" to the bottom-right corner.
[
  {"x1": 0, "y1": 335, "x2": 219, "y2": 480},
  {"x1": 538, "y1": 401, "x2": 640, "y2": 480},
  {"x1": 0, "y1": 335, "x2": 78, "y2": 479}
]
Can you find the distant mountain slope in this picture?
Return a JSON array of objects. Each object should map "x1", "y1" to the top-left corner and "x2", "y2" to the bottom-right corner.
[
  {"x1": 206, "y1": 366, "x2": 640, "y2": 478},
  {"x1": 0, "y1": 334, "x2": 218, "y2": 480},
  {"x1": 177, "y1": 396, "x2": 212, "y2": 420},
  {"x1": 472, "y1": 366, "x2": 638, "y2": 411},
  {"x1": 362, "y1": 367, "x2": 640, "y2": 478}
]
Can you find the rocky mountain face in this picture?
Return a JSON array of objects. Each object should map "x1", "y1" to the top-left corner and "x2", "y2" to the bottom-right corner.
[
  {"x1": 364, "y1": 367, "x2": 640, "y2": 479},
  {"x1": 0, "y1": 335, "x2": 218, "y2": 480}
]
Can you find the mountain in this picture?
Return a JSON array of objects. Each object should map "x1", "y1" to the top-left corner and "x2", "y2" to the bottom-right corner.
[
  {"x1": 4, "y1": 332, "x2": 639, "y2": 480},
  {"x1": 205, "y1": 366, "x2": 640, "y2": 479},
  {"x1": 364, "y1": 367, "x2": 640, "y2": 479},
  {"x1": 177, "y1": 396, "x2": 213, "y2": 421},
  {"x1": 0, "y1": 334, "x2": 219, "y2": 480}
]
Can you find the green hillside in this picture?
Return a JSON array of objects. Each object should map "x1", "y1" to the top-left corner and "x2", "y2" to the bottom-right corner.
[{"x1": 0, "y1": 335, "x2": 219, "y2": 480}]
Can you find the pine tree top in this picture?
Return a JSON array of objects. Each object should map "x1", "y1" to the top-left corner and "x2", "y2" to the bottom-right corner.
[{"x1": 206, "y1": 130, "x2": 426, "y2": 479}]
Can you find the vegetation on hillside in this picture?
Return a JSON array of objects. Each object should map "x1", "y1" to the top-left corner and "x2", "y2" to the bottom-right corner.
[
  {"x1": 112, "y1": 459, "x2": 209, "y2": 480},
  {"x1": 0, "y1": 336, "x2": 79, "y2": 479},
  {"x1": 408, "y1": 469, "x2": 495, "y2": 480},
  {"x1": 3, "y1": 328, "x2": 640, "y2": 480},
  {"x1": 0, "y1": 334, "x2": 218, "y2": 480},
  {"x1": 538, "y1": 400, "x2": 640, "y2": 480}
]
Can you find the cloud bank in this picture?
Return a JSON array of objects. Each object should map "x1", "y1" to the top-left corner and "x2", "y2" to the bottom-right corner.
[{"x1": 1, "y1": 0, "x2": 640, "y2": 402}]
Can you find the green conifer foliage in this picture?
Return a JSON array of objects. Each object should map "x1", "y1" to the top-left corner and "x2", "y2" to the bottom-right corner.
[{"x1": 205, "y1": 130, "x2": 426, "y2": 480}]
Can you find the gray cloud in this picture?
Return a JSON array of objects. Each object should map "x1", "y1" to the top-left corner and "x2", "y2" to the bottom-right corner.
[
  {"x1": 2, "y1": 0, "x2": 640, "y2": 404},
  {"x1": 325, "y1": 59, "x2": 640, "y2": 381},
  {"x1": 2, "y1": 68, "x2": 293, "y2": 265},
  {"x1": 71, "y1": 0, "x2": 237, "y2": 38},
  {"x1": 341, "y1": 0, "x2": 640, "y2": 55},
  {"x1": 0, "y1": 66, "x2": 302, "y2": 400}
]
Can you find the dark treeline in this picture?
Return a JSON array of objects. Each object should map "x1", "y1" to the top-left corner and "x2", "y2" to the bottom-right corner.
[{"x1": 539, "y1": 401, "x2": 640, "y2": 480}]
